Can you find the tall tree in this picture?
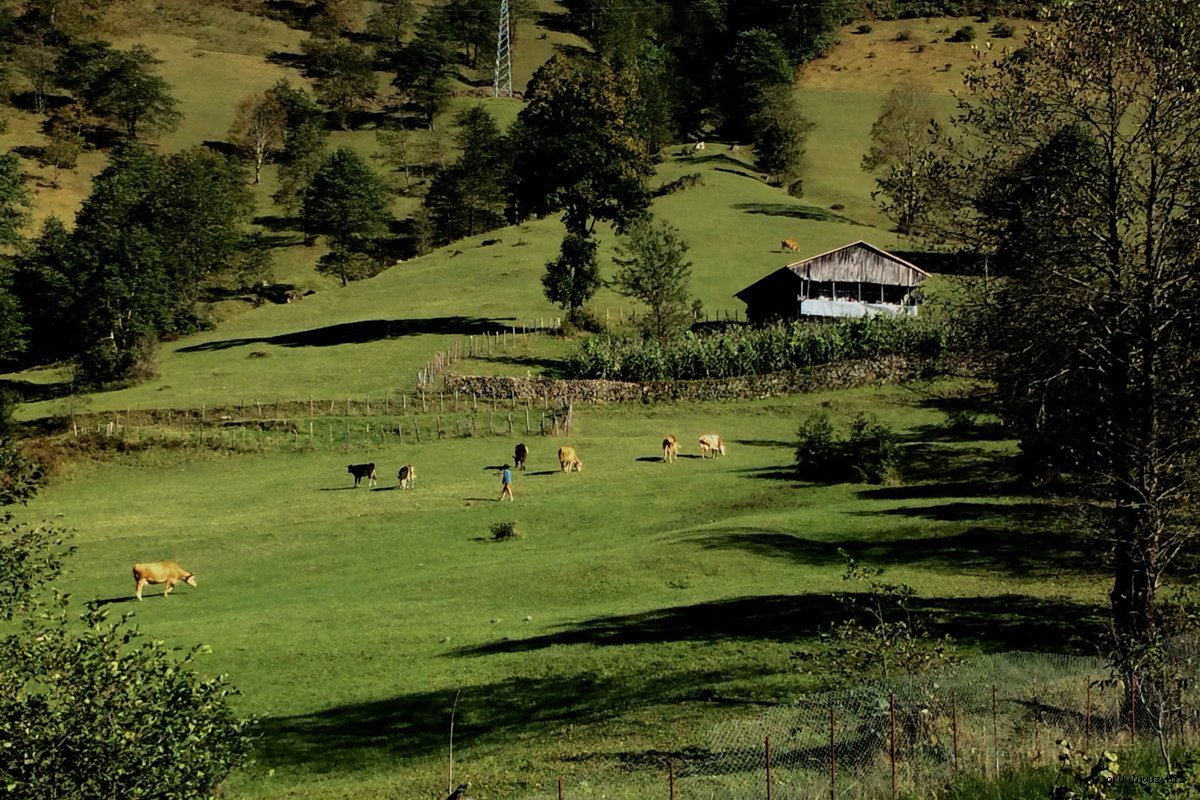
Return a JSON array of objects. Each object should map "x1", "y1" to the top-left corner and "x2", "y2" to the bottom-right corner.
[
  {"x1": 392, "y1": 8, "x2": 456, "y2": 128},
  {"x1": 861, "y1": 79, "x2": 944, "y2": 234},
  {"x1": 750, "y1": 85, "x2": 811, "y2": 187},
  {"x1": 268, "y1": 80, "x2": 328, "y2": 216},
  {"x1": 366, "y1": 0, "x2": 417, "y2": 57},
  {"x1": 423, "y1": 105, "x2": 509, "y2": 244},
  {"x1": 0, "y1": 152, "x2": 31, "y2": 248},
  {"x1": 228, "y1": 91, "x2": 287, "y2": 184},
  {"x1": 60, "y1": 42, "x2": 180, "y2": 139},
  {"x1": 303, "y1": 37, "x2": 377, "y2": 130},
  {"x1": 610, "y1": 215, "x2": 693, "y2": 343},
  {"x1": 512, "y1": 54, "x2": 651, "y2": 315},
  {"x1": 950, "y1": 0, "x2": 1200, "y2": 691},
  {"x1": 716, "y1": 28, "x2": 792, "y2": 142},
  {"x1": 11, "y1": 216, "x2": 75, "y2": 364},
  {"x1": 301, "y1": 147, "x2": 392, "y2": 254}
]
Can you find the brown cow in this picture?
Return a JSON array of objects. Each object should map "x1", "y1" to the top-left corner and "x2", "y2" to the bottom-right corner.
[
  {"x1": 662, "y1": 435, "x2": 678, "y2": 463},
  {"x1": 781, "y1": 239, "x2": 800, "y2": 252},
  {"x1": 514, "y1": 442, "x2": 528, "y2": 471},
  {"x1": 132, "y1": 561, "x2": 197, "y2": 601},
  {"x1": 558, "y1": 446, "x2": 583, "y2": 472},
  {"x1": 397, "y1": 464, "x2": 416, "y2": 489},
  {"x1": 698, "y1": 434, "x2": 726, "y2": 459}
]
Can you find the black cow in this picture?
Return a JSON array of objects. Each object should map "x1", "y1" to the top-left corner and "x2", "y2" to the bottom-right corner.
[
  {"x1": 347, "y1": 463, "x2": 376, "y2": 487},
  {"x1": 514, "y1": 442, "x2": 528, "y2": 470}
]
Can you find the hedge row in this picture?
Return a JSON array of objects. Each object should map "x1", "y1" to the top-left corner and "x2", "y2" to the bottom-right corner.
[{"x1": 564, "y1": 316, "x2": 949, "y2": 382}]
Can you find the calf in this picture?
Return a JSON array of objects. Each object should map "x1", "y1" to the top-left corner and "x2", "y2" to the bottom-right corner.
[
  {"x1": 698, "y1": 434, "x2": 726, "y2": 459},
  {"x1": 132, "y1": 561, "x2": 197, "y2": 601},
  {"x1": 397, "y1": 463, "x2": 416, "y2": 489},
  {"x1": 662, "y1": 435, "x2": 678, "y2": 463},
  {"x1": 781, "y1": 238, "x2": 800, "y2": 252},
  {"x1": 347, "y1": 462, "x2": 376, "y2": 488},
  {"x1": 557, "y1": 446, "x2": 583, "y2": 472},
  {"x1": 514, "y1": 442, "x2": 528, "y2": 471}
]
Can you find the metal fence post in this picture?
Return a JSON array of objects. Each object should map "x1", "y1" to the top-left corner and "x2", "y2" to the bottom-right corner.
[
  {"x1": 889, "y1": 692, "x2": 898, "y2": 800},
  {"x1": 1085, "y1": 677, "x2": 1091, "y2": 753},
  {"x1": 952, "y1": 696, "x2": 959, "y2": 770},
  {"x1": 830, "y1": 707, "x2": 837, "y2": 800},
  {"x1": 765, "y1": 734, "x2": 772, "y2": 800}
]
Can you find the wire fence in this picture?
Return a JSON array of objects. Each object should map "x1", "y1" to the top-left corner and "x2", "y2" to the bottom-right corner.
[{"x1": 519, "y1": 645, "x2": 1200, "y2": 799}]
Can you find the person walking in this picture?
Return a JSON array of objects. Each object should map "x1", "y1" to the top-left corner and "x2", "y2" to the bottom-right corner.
[{"x1": 499, "y1": 463, "x2": 514, "y2": 501}]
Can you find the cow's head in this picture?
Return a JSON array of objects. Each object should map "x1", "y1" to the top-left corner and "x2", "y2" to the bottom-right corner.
[
  {"x1": 718, "y1": 444, "x2": 727, "y2": 456},
  {"x1": 184, "y1": 573, "x2": 198, "y2": 588}
]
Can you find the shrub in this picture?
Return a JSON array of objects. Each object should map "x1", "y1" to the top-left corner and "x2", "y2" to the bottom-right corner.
[
  {"x1": 895, "y1": 29, "x2": 913, "y2": 41},
  {"x1": 948, "y1": 25, "x2": 976, "y2": 42},
  {"x1": 855, "y1": 23, "x2": 873, "y2": 33},
  {"x1": 989, "y1": 20, "x2": 1014, "y2": 37},
  {"x1": 794, "y1": 412, "x2": 901, "y2": 484},
  {"x1": 490, "y1": 521, "x2": 522, "y2": 541}
]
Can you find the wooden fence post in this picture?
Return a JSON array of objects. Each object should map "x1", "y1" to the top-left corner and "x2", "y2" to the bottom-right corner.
[
  {"x1": 890, "y1": 692, "x2": 898, "y2": 800},
  {"x1": 765, "y1": 734, "x2": 772, "y2": 800}
]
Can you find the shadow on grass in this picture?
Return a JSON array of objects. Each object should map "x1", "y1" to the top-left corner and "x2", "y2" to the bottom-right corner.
[
  {"x1": 455, "y1": 592, "x2": 1104, "y2": 658},
  {"x1": 733, "y1": 202, "x2": 864, "y2": 226},
  {"x1": 178, "y1": 316, "x2": 513, "y2": 352},
  {"x1": 0, "y1": 377, "x2": 73, "y2": 403},
  {"x1": 254, "y1": 666, "x2": 767, "y2": 773},
  {"x1": 469, "y1": 354, "x2": 568, "y2": 376}
]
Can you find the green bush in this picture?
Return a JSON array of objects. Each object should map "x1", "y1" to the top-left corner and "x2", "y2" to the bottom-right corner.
[
  {"x1": 794, "y1": 412, "x2": 901, "y2": 484},
  {"x1": 948, "y1": 25, "x2": 977, "y2": 42},
  {"x1": 490, "y1": 521, "x2": 522, "y2": 541},
  {"x1": 990, "y1": 20, "x2": 1015, "y2": 37},
  {"x1": 855, "y1": 23, "x2": 873, "y2": 33}
]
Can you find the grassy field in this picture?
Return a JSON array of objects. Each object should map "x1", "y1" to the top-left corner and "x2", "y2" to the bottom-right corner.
[
  {"x1": 0, "y1": 6, "x2": 1111, "y2": 798},
  {"x1": 21, "y1": 383, "x2": 1107, "y2": 798}
]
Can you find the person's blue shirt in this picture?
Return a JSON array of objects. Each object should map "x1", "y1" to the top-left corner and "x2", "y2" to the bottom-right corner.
[{"x1": 502, "y1": 467, "x2": 512, "y2": 484}]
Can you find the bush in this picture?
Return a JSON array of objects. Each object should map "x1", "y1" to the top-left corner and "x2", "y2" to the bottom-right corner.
[
  {"x1": 794, "y1": 412, "x2": 901, "y2": 484},
  {"x1": 895, "y1": 29, "x2": 913, "y2": 41},
  {"x1": 490, "y1": 521, "x2": 522, "y2": 541},
  {"x1": 948, "y1": 25, "x2": 976, "y2": 42},
  {"x1": 855, "y1": 23, "x2": 873, "y2": 33},
  {"x1": 989, "y1": 20, "x2": 1014, "y2": 37}
]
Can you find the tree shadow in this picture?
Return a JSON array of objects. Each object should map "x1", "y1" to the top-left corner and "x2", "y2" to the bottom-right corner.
[
  {"x1": 177, "y1": 317, "x2": 514, "y2": 352},
  {"x1": 253, "y1": 665, "x2": 769, "y2": 775},
  {"x1": 454, "y1": 592, "x2": 1104, "y2": 658},
  {"x1": 471, "y1": 354, "x2": 567, "y2": 377},
  {"x1": 733, "y1": 202, "x2": 864, "y2": 225},
  {"x1": 693, "y1": 521, "x2": 1091, "y2": 579},
  {"x1": 0, "y1": 377, "x2": 74, "y2": 403}
]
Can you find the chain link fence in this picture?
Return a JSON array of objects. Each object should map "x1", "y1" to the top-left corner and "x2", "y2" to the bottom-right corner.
[{"x1": 521, "y1": 646, "x2": 1200, "y2": 800}]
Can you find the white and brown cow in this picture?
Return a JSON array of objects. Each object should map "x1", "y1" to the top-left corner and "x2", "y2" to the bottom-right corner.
[
  {"x1": 514, "y1": 442, "x2": 529, "y2": 471},
  {"x1": 662, "y1": 435, "x2": 678, "y2": 463},
  {"x1": 698, "y1": 434, "x2": 726, "y2": 459},
  {"x1": 558, "y1": 446, "x2": 583, "y2": 472},
  {"x1": 132, "y1": 561, "x2": 197, "y2": 601},
  {"x1": 397, "y1": 464, "x2": 416, "y2": 489}
]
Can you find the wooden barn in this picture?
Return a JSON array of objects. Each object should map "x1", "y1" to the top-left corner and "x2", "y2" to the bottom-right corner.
[{"x1": 734, "y1": 241, "x2": 931, "y2": 323}]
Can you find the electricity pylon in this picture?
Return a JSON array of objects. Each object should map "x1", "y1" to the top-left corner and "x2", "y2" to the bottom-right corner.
[{"x1": 493, "y1": 0, "x2": 512, "y2": 98}]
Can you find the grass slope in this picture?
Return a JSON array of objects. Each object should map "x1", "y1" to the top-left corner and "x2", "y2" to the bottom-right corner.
[{"x1": 22, "y1": 385, "x2": 1105, "y2": 798}]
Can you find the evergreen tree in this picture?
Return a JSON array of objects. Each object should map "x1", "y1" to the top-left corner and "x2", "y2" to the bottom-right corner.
[{"x1": 301, "y1": 147, "x2": 393, "y2": 254}]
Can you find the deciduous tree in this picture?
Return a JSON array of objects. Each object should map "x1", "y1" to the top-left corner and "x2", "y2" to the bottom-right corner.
[
  {"x1": 861, "y1": 79, "x2": 944, "y2": 234},
  {"x1": 301, "y1": 147, "x2": 392, "y2": 253},
  {"x1": 228, "y1": 91, "x2": 287, "y2": 184},
  {"x1": 610, "y1": 215, "x2": 693, "y2": 342},
  {"x1": 950, "y1": 1, "x2": 1200, "y2": 690}
]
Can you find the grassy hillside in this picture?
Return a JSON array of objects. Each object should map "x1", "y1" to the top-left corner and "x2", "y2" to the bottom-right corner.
[
  {"x1": 0, "y1": 9, "x2": 1101, "y2": 800},
  {"x1": 22, "y1": 384, "x2": 1104, "y2": 798}
]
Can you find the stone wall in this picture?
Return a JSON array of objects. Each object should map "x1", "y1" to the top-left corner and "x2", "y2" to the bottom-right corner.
[{"x1": 442, "y1": 355, "x2": 963, "y2": 404}]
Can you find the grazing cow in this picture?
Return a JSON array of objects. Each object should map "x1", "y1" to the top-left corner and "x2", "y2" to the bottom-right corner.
[
  {"x1": 662, "y1": 435, "x2": 679, "y2": 463},
  {"x1": 514, "y1": 442, "x2": 529, "y2": 471},
  {"x1": 781, "y1": 238, "x2": 800, "y2": 252},
  {"x1": 397, "y1": 464, "x2": 416, "y2": 489},
  {"x1": 347, "y1": 463, "x2": 376, "y2": 488},
  {"x1": 693, "y1": 141, "x2": 706, "y2": 151},
  {"x1": 698, "y1": 434, "x2": 726, "y2": 459},
  {"x1": 558, "y1": 446, "x2": 583, "y2": 472},
  {"x1": 132, "y1": 561, "x2": 197, "y2": 601}
]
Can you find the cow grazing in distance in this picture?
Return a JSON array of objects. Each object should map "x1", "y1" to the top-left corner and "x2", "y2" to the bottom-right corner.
[
  {"x1": 132, "y1": 561, "x2": 197, "y2": 601},
  {"x1": 514, "y1": 442, "x2": 529, "y2": 471},
  {"x1": 347, "y1": 463, "x2": 376, "y2": 488},
  {"x1": 781, "y1": 239, "x2": 800, "y2": 252},
  {"x1": 693, "y1": 141, "x2": 706, "y2": 151},
  {"x1": 397, "y1": 464, "x2": 416, "y2": 489},
  {"x1": 698, "y1": 434, "x2": 726, "y2": 459},
  {"x1": 662, "y1": 435, "x2": 679, "y2": 463},
  {"x1": 558, "y1": 446, "x2": 583, "y2": 472}
]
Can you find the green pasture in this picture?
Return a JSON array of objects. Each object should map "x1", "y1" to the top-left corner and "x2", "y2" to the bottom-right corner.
[{"x1": 20, "y1": 384, "x2": 1108, "y2": 798}]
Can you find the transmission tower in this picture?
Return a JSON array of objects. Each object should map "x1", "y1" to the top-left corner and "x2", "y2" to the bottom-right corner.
[{"x1": 493, "y1": 0, "x2": 512, "y2": 98}]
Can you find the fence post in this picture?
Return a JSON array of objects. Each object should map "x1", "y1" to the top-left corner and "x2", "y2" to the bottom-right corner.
[
  {"x1": 1131, "y1": 672, "x2": 1138, "y2": 739},
  {"x1": 557, "y1": 776, "x2": 563, "y2": 800},
  {"x1": 669, "y1": 759, "x2": 676, "y2": 800},
  {"x1": 1085, "y1": 677, "x2": 1091, "y2": 754},
  {"x1": 890, "y1": 692, "x2": 898, "y2": 800},
  {"x1": 765, "y1": 734, "x2": 772, "y2": 800},
  {"x1": 830, "y1": 705, "x2": 840, "y2": 800},
  {"x1": 952, "y1": 696, "x2": 959, "y2": 770},
  {"x1": 992, "y1": 685, "x2": 999, "y2": 777}
]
